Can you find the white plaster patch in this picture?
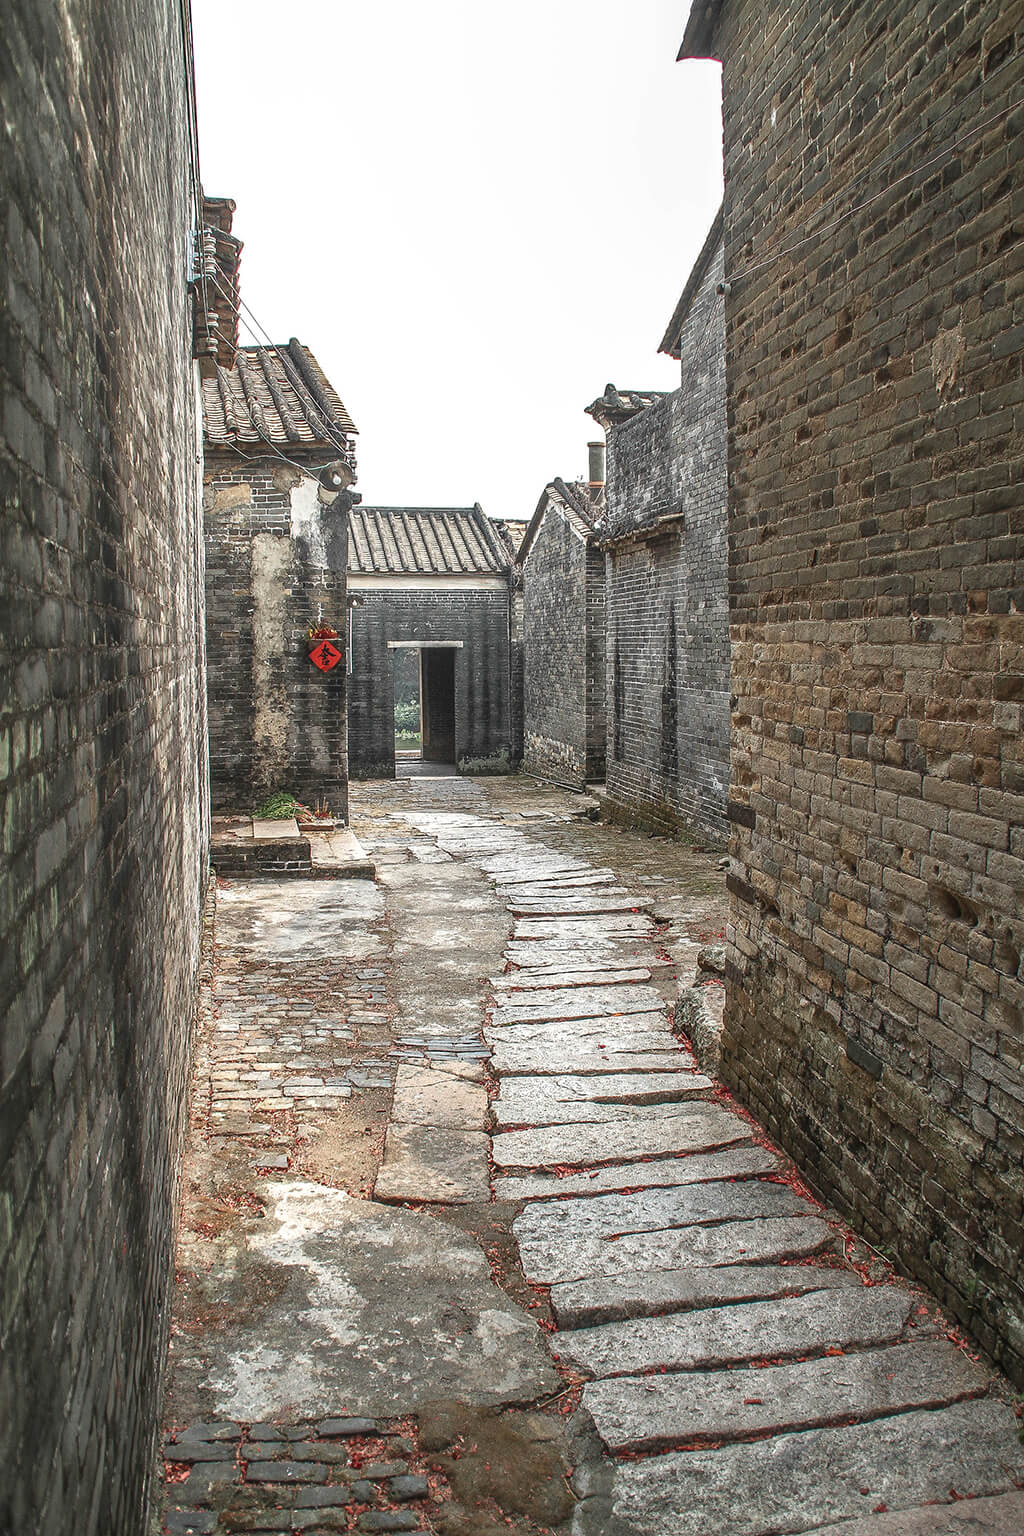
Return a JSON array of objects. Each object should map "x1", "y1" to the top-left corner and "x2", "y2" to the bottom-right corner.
[{"x1": 290, "y1": 476, "x2": 327, "y2": 567}]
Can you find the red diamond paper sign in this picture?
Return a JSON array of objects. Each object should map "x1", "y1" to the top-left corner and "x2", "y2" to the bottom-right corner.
[{"x1": 309, "y1": 639, "x2": 342, "y2": 673}]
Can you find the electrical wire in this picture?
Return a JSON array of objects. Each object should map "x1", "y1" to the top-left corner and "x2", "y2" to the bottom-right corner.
[
  {"x1": 200, "y1": 272, "x2": 356, "y2": 480},
  {"x1": 728, "y1": 86, "x2": 1020, "y2": 288},
  {"x1": 204, "y1": 263, "x2": 353, "y2": 454}
]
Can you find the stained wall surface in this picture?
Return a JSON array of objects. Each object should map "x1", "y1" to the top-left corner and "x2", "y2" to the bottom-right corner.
[
  {"x1": 0, "y1": 0, "x2": 208, "y2": 1528},
  {"x1": 704, "y1": 0, "x2": 1024, "y2": 1383},
  {"x1": 204, "y1": 459, "x2": 349, "y2": 817}
]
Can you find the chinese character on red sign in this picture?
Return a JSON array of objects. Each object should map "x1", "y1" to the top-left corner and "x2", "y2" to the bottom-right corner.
[{"x1": 309, "y1": 639, "x2": 343, "y2": 673}]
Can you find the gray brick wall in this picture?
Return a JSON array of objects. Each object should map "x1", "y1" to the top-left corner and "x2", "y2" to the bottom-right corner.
[
  {"x1": 0, "y1": 1, "x2": 208, "y2": 1528},
  {"x1": 603, "y1": 243, "x2": 730, "y2": 840},
  {"x1": 204, "y1": 458, "x2": 349, "y2": 817},
  {"x1": 522, "y1": 507, "x2": 589, "y2": 788},
  {"x1": 708, "y1": 0, "x2": 1024, "y2": 1384},
  {"x1": 348, "y1": 588, "x2": 513, "y2": 777}
]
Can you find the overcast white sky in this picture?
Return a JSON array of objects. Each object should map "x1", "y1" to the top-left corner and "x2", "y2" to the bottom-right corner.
[{"x1": 192, "y1": 1, "x2": 722, "y2": 525}]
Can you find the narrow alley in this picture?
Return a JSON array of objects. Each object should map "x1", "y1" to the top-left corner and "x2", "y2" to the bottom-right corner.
[{"x1": 160, "y1": 778, "x2": 1024, "y2": 1536}]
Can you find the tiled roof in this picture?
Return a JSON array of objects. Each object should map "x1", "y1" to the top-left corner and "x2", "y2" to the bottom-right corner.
[
  {"x1": 494, "y1": 519, "x2": 529, "y2": 558},
  {"x1": 585, "y1": 384, "x2": 669, "y2": 432},
  {"x1": 348, "y1": 506, "x2": 511, "y2": 576},
  {"x1": 202, "y1": 340, "x2": 356, "y2": 459}
]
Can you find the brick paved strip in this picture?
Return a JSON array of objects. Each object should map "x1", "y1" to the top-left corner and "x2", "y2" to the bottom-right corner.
[
  {"x1": 497, "y1": 1145, "x2": 782, "y2": 1205},
  {"x1": 555, "y1": 1285, "x2": 914, "y2": 1377},
  {"x1": 800, "y1": 1489, "x2": 1024, "y2": 1534},
  {"x1": 547, "y1": 1257, "x2": 854, "y2": 1328},
  {"x1": 517, "y1": 1214, "x2": 832, "y2": 1285},
  {"x1": 492, "y1": 1104, "x2": 749, "y2": 1170},
  {"x1": 583, "y1": 1341, "x2": 989, "y2": 1452},
  {"x1": 245, "y1": 1461, "x2": 329, "y2": 1482},
  {"x1": 602, "y1": 1401, "x2": 1024, "y2": 1536}
]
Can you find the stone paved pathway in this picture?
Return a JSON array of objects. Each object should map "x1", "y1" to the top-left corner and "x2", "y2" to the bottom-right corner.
[
  {"x1": 403, "y1": 805, "x2": 1024, "y2": 1536},
  {"x1": 160, "y1": 778, "x2": 1024, "y2": 1536}
]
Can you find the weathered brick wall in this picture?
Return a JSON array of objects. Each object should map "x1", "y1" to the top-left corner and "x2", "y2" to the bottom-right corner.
[
  {"x1": 522, "y1": 508, "x2": 589, "y2": 788},
  {"x1": 584, "y1": 543, "x2": 607, "y2": 781},
  {"x1": 204, "y1": 458, "x2": 349, "y2": 817},
  {"x1": 348, "y1": 588, "x2": 513, "y2": 776},
  {"x1": 1, "y1": 1, "x2": 208, "y2": 1529},
  {"x1": 709, "y1": 0, "x2": 1024, "y2": 1382},
  {"x1": 603, "y1": 259, "x2": 730, "y2": 839}
]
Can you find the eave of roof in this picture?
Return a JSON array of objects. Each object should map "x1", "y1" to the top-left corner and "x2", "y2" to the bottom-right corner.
[
  {"x1": 584, "y1": 385, "x2": 670, "y2": 433},
  {"x1": 659, "y1": 205, "x2": 724, "y2": 359},
  {"x1": 678, "y1": 0, "x2": 723, "y2": 59}
]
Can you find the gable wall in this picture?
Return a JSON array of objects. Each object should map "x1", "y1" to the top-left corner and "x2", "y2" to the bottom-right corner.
[
  {"x1": 715, "y1": 0, "x2": 1024, "y2": 1383},
  {"x1": 603, "y1": 243, "x2": 730, "y2": 839},
  {"x1": 522, "y1": 507, "x2": 590, "y2": 788}
]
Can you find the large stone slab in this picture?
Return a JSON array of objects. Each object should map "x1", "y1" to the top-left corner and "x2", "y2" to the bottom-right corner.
[
  {"x1": 487, "y1": 1013, "x2": 675, "y2": 1047},
  {"x1": 584, "y1": 1340, "x2": 988, "y2": 1452},
  {"x1": 490, "y1": 1039, "x2": 692, "y2": 1076},
  {"x1": 491, "y1": 967, "x2": 653, "y2": 990},
  {"x1": 481, "y1": 856, "x2": 592, "y2": 879},
  {"x1": 491, "y1": 984, "x2": 667, "y2": 1026},
  {"x1": 515, "y1": 1214, "x2": 833, "y2": 1285},
  {"x1": 498, "y1": 1145, "x2": 782, "y2": 1205},
  {"x1": 493, "y1": 1103, "x2": 748, "y2": 1170},
  {"x1": 391, "y1": 1062, "x2": 487, "y2": 1129},
  {"x1": 550, "y1": 1257, "x2": 856, "y2": 1328},
  {"x1": 514, "y1": 915, "x2": 654, "y2": 940},
  {"x1": 496, "y1": 872, "x2": 619, "y2": 891},
  {"x1": 603, "y1": 1401, "x2": 1024, "y2": 1536},
  {"x1": 504, "y1": 941, "x2": 652, "y2": 969},
  {"x1": 492, "y1": 1072, "x2": 712, "y2": 1126},
  {"x1": 508, "y1": 894, "x2": 644, "y2": 916},
  {"x1": 554, "y1": 1284, "x2": 914, "y2": 1376},
  {"x1": 802, "y1": 1490, "x2": 1024, "y2": 1534},
  {"x1": 374, "y1": 1124, "x2": 490, "y2": 1204},
  {"x1": 252, "y1": 817, "x2": 302, "y2": 840},
  {"x1": 516, "y1": 1178, "x2": 808, "y2": 1243},
  {"x1": 165, "y1": 1184, "x2": 557, "y2": 1422}
]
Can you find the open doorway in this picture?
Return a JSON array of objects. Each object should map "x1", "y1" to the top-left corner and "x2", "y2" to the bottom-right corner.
[
  {"x1": 392, "y1": 643, "x2": 458, "y2": 775},
  {"x1": 393, "y1": 647, "x2": 421, "y2": 763},
  {"x1": 420, "y1": 646, "x2": 456, "y2": 764}
]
